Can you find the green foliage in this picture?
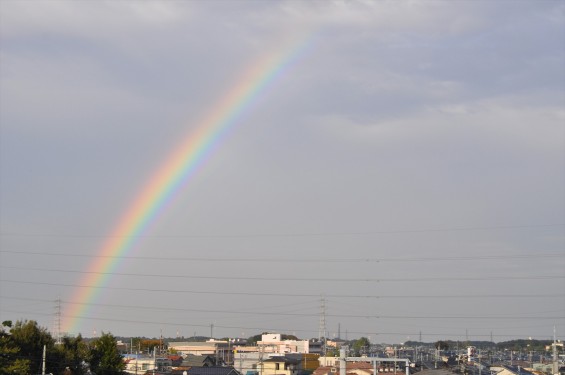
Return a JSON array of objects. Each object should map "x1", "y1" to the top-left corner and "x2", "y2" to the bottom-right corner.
[
  {"x1": 404, "y1": 339, "x2": 555, "y2": 351},
  {"x1": 435, "y1": 341, "x2": 450, "y2": 350},
  {"x1": 496, "y1": 339, "x2": 552, "y2": 351},
  {"x1": 0, "y1": 321, "x2": 31, "y2": 375},
  {"x1": 52, "y1": 335, "x2": 89, "y2": 375},
  {"x1": 282, "y1": 334, "x2": 299, "y2": 341},
  {"x1": 141, "y1": 339, "x2": 161, "y2": 353},
  {"x1": 8, "y1": 320, "x2": 54, "y2": 375},
  {"x1": 247, "y1": 334, "x2": 263, "y2": 345},
  {"x1": 352, "y1": 337, "x2": 371, "y2": 356},
  {"x1": 88, "y1": 332, "x2": 125, "y2": 375},
  {"x1": 0, "y1": 320, "x2": 130, "y2": 375},
  {"x1": 325, "y1": 348, "x2": 340, "y2": 357}
]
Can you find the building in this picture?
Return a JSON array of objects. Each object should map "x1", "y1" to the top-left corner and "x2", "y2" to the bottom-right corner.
[
  {"x1": 255, "y1": 334, "x2": 312, "y2": 354},
  {"x1": 187, "y1": 367, "x2": 241, "y2": 375},
  {"x1": 124, "y1": 356, "x2": 172, "y2": 374},
  {"x1": 169, "y1": 340, "x2": 233, "y2": 365},
  {"x1": 260, "y1": 356, "x2": 301, "y2": 375},
  {"x1": 492, "y1": 365, "x2": 537, "y2": 375},
  {"x1": 313, "y1": 362, "x2": 376, "y2": 375}
]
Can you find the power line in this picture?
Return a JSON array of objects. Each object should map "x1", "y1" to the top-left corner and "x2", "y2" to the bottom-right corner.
[
  {"x1": 2, "y1": 298, "x2": 563, "y2": 323},
  {"x1": 1, "y1": 223, "x2": 562, "y2": 239},
  {"x1": 1, "y1": 249, "x2": 563, "y2": 263},
  {"x1": 1, "y1": 308, "x2": 562, "y2": 340},
  {"x1": 1, "y1": 266, "x2": 563, "y2": 282},
  {"x1": 3, "y1": 292, "x2": 561, "y2": 317}
]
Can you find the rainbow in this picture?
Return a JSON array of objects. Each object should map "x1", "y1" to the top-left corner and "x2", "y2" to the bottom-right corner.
[{"x1": 63, "y1": 36, "x2": 312, "y2": 335}]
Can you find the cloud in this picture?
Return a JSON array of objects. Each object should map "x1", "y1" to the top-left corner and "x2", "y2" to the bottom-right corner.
[
  {"x1": 1, "y1": 0, "x2": 563, "y2": 341},
  {"x1": 1, "y1": 0, "x2": 187, "y2": 39}
]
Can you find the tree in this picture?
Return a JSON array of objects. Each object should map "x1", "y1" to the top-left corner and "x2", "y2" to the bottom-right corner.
[
  {"x1": 9, "y1": 320, "x2": 54, "y2": 375},
  {"x1": 88, "y1": 332, "x2": 125, "y2": 375},
  {"x1": 0, "y1": 320, "x2": 31, "y2": 375},
  {"x1": 325, "y1": 347, "x2": 340, "y2": 357},
  {"x1": 281, "y1": 334, "x2": 299, "y2": 341},
  {"x1": 352, "y1": 337, "x2": 371, "y2": 356},
  {"x1": 139, "y1": 339, "x2": 161, "y2": 354},
  {"x1": 435, "y1": 341, "x2": 449, "y2": 351},
  {"x1": 52, "y1": 335, "x2": 89, "y2": 375}
]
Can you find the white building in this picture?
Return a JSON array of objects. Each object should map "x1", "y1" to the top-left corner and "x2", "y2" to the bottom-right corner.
[
  {"x1": 123, "y1": 356, "x2": 172, "y2": 374},
  {"x1": 168, "y1": 339, "x2": 233, "y2": 364}
]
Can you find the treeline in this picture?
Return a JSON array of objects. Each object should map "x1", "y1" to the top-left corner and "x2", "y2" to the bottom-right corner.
[
  {"x1": 404, "y1": 339, "x2": 557, "y2": 351},
  {"x1": 0, "y1": 320, "x2": 125, "y2": 375}
]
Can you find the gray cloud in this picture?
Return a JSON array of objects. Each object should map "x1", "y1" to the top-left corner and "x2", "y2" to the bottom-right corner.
[{"x1": 1, "y1": 0, "x2": 563, "y2": 342}]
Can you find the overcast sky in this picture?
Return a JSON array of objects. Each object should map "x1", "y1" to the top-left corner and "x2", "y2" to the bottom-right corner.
[{"x1": 1, "y1": 1, "x2": 564, "y2": 344}]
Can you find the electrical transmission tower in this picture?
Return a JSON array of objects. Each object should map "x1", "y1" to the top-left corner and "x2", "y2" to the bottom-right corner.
[
  {"x1": 53, "y1": 298, "x2": 62, "y2": 344},
  {"x1": 319, "y1": 296, "x2": 327, "y2": 355}
]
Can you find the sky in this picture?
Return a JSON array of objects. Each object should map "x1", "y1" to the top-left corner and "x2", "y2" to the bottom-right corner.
[{"x1": 0, "y1": 0, "x2": 564, "y2": 345}]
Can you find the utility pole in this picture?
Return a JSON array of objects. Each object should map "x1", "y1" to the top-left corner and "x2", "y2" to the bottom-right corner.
[
  {"x1": 259, "y1": 340, "x2": 264, "y2": 375},
  {"x1": 42, "y1": 344, "x2": 46, "y2": 375},
  {"x1": 553, "y1": 327, "x2": 559, "y2": 375}
]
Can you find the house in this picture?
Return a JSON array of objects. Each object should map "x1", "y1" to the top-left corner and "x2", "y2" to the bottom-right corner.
[
  {"x1": 252, "y1": 334, "x2": 313, "y2": 354},
  {"x1": 285, "y1": 353, "x2": 320, "y2": 372},
  {"x1": 168, "y1": 355, "x2": 184, "y2": 367},
  {"x1": 492, "y1": 365, "x2": 537, "y2": 375},
  {"x1": 169, "y1": 340, "x2": 233, "y2": 365},
  {"x1": 313, "y1": 361, "x2": 401, "y2": 375},
  {"x1": 182, "y1": 354, "x2": 218, "y2": 367},
  {"x1": 233, "y1": 351, "x2": 263, "y2": 374},
  {"x1": 187, "y1": 366, "x2": 241, "y2": 375},
  {"x1": 261, "y1": 356, "x2": 301, "y2": 375},
  {"x1": 124, "y1": 356, "x2": 172, "y2": 374}
]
